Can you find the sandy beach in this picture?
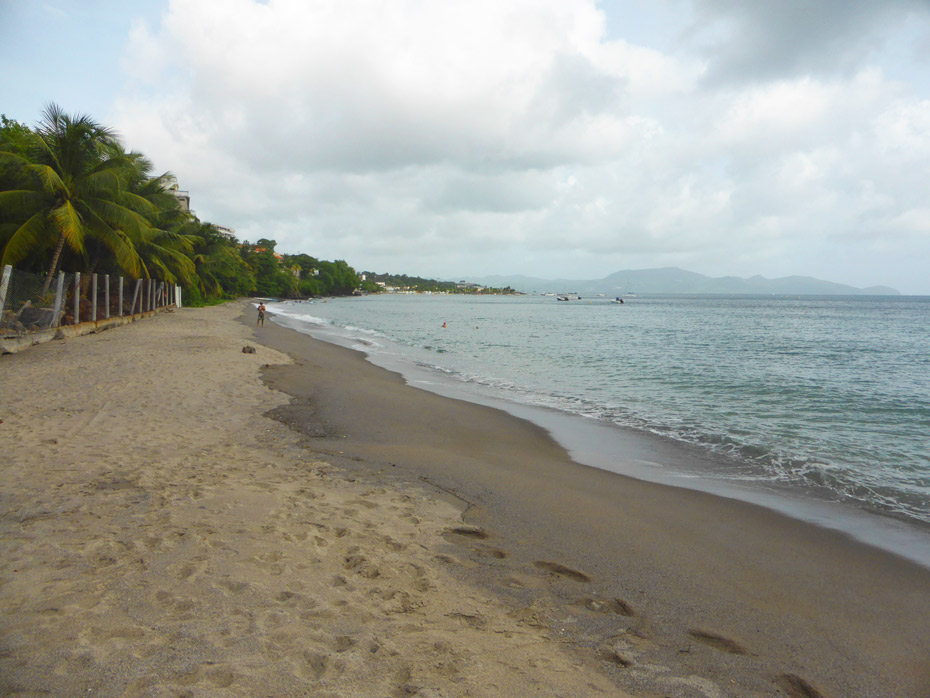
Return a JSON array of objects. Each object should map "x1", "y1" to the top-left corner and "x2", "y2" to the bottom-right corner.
[{"x1": 2, "y1": 301, "x2": 930, "y2": 697}]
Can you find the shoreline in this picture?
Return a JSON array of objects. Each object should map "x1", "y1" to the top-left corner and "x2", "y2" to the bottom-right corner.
[
  {"x1": 1, "y1": 303, "x2": 634, "y2": 696},
  {"x1": 255, "y1": 304, "x2": 930, "y2": 697},
  {"x1": 2, "y1": 301, "x2": 928, "y2": 696},
  {"x1": 272, "y1": 305, "x2": 930, "y2": 570}
]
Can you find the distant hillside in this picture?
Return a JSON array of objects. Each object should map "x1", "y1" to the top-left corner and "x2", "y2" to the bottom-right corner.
[
  {"x1": 469, "y1": 268, "x2": 899, "y2": 296},
  {"x1": 469, "y1": 267, "x2": 900, "y2": 296}
]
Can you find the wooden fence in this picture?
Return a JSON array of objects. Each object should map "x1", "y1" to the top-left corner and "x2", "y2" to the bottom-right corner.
[{"x1": 0, "y1": 265, "x2": 183, "y2": 354}]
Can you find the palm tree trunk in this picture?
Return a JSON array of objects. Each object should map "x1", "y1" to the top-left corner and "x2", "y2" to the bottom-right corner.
[{"x1": 41, "y1": 232, "x2": 67, "y2": 295}]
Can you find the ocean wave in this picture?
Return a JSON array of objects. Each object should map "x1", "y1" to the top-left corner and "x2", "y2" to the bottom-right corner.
[
  {"x1": 279, "y1": 294, "x2": 930, "y2": 532},
  {"x1": 267, "y1": 307, "x2": 331, "y2": 326},
  {"x1": 344, "y1": 324, "x2": 389, "y2": 338},
  {"x1": 401, "y1": 361, "x2": 930, "y2": 525}
]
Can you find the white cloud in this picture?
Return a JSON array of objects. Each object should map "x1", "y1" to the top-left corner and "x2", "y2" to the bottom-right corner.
[
  {"x1": 686, "y1": 0, "x2": 930, "y2": 83},
  {"x1": 110, "y1": 0, "x2": 930, "y2": 292}
]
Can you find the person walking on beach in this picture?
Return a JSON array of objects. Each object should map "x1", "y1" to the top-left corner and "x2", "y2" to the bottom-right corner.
[{"x1": 257, "y1": 302, "x2": 266, "y2": 326}]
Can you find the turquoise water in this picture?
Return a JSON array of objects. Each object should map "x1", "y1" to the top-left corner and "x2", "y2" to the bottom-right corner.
[{"x1": 269, "y1": 294, "x2": 930, "y2": 529}]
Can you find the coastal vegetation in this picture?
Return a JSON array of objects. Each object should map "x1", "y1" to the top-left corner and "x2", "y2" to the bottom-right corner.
[
  {"x1": 362, "y1": 271, "x2": 516, "y2": 295},
  {"x1": 0, "y1": 105, "x2": 367, "y2": 305},
  {"x1": 1, "y1": 105, "x2": 514, "y2": 304}
]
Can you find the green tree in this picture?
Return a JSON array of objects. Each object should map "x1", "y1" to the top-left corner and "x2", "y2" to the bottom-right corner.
[
  {"x1": 0, "y1": 103, "x2": 148, "y2": 292},
  {"x1": 189, "y1": 222, "x2": 255, "y2": 298},
  {"x1": 0, "y1": 115, "x2": 37, "y2": 157},
  {"x1": 316, "y1": 259, "x2": 360, "y2": 295},
  {"x1": 117, "y1": 152, "x2": 198, "y2": 285},
  {"x1": 242, "y1": 238, "x2": 298, "y2": 297}
]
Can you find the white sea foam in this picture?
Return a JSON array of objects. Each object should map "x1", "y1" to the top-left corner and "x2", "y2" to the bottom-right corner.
[
  {"x1": 273, "y1": 294, "x2": 930, "y2": 533},
  {"x1": 266, "y1": 305, "x2": 330, "y2": 326}
]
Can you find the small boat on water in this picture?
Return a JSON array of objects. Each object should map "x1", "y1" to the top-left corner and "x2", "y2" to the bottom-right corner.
[
  {"x1": 611, "y1": 297, "x2": 625, "y2": 304},
  {"x1": 557, "y1": 293, "x2": 582, "y2": 301}
]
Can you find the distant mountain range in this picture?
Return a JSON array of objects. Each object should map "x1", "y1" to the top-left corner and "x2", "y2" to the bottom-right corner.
[{"x1": 467, "y1": 267, "x2": 899, "y2": 296}]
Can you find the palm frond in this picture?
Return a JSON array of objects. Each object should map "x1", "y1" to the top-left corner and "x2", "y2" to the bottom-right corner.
[
  {"x1": 87, "y1": 198, "x2": 150, "y2": 237},
  {"x1": 0, "y1": 189, "x2": 49, "y2": 218},
  {"x1": 0, "y1": 150, "x2": 32, "y2": 169},
  {"x1": 83, "y1": 168, "x2": 122, "y2": 197},
  {"x1": 26, "y1": 163, "x2": 67, "y2": 195},
  {"x1": 1, "y1": 210, "x2": 50, "y2": 266},
  {"x1": 51, "y1": 201, "x2": 86, "y2": 254},
  {"x1": 118, "y1": 190, "x2": 160, "y2": 217},
  {"x1": 84, "y1": 217, "x2": 141, "y2": 277}
]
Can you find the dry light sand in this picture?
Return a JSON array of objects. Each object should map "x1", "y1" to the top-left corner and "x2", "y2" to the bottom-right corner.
[
  {"x1": 1, "y1": 303, "x2": 634, "y2": 697},
  {"x1": 2, "y1": 301, "x2": 930, "y2": 698}
]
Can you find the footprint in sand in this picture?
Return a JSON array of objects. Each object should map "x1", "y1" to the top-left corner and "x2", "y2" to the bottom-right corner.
[
  {"x1": 687, "y1": 629, "x2": 750, "y2": 655},
  {"x1": 218, "y1": 579, "x2": 251, "y2": 595},
  {"x1": 333, "y1": 635, "x2": 356, "y2": 653},
  {"x1": 344, "y1": 548, "x2": 381, "y2": 579},
  {"x1": 296, "y1": 651, "x2": 330, "y2": 681},
  {"x1": 446, "y1": 525, "x2": 488, "y2": 540},
  {"x1": 777, "y1": 673, "x2": 829, "y2": 698},
  {"x1": 276, "y1": 590, "x2": 300, "y2": 604},
  {"x1": 574, "y1": 596, "x2": 635, "y2": 616},
  {"x1": 474, "y1": 544, "x2": 507, "y2": 559},
  {"x1": 176, "y1": 563, "x2": 198, "y2": 581},
  {"x1": 447, "y1": 611, "x2": 488, "y2": 630},
  {"x1": 533, "y1": 560, "x2": 591, "y2": 583},
  {"x1": 379, "y1": 535, "x2": 407, "y2": 552},
  {"x1": 205, "y1": 666, "x2": 238, "y2": 689},
  {"x1": 600, "y1": 647, "x2": 634, "y2": 668},
  {"x1": 445, "y1": 526, "x2": 509, "y2": 559}
]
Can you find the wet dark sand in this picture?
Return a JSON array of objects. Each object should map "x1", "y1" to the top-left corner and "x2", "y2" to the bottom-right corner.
[{"x1": 253, "y1": 309, "x2": 930, "y2": 698}]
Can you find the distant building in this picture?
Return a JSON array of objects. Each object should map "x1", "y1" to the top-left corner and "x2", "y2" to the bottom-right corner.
[
  {"x1": 214, "y1": 224, "x2": 236, "y2": 240},
  {"x1": 165, "y1": 176, "x2": 190, "y2": 212}
]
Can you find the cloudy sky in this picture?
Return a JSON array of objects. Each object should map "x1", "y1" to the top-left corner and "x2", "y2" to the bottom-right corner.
[{"x1": 2, "y1": 0, "x2": 929, "y2": 292}]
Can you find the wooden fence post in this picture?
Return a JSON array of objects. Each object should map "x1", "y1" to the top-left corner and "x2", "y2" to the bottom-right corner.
[
  {"x1": 131, "y1": 279, "x2": 141, "y2": 315},
  {"x1": 105, "y1": 275, "x2": 110, "y2": 319},
  {"x1": 0, "y1": 265, "x2": 11, "y2": 318},
  {"x1": 51, "y1": 272, "x2": 65, "y2": 327},
  {"x1": 73, "y1": 272, "x2": 81, "y2": 324},
  {"x1": 91, "y1": 273, "x2": 98, "y2": 322},
  {"x1": 118, "y1": 277, "x2": 124, "y2": 317}
]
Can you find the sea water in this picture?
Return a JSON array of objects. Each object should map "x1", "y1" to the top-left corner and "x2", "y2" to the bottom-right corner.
[{"x1": 268, "y1": 294, "x2": 930, "y2": 556}]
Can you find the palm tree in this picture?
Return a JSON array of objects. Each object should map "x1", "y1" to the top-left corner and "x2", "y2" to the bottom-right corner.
[
  {"x1": 107, "y1": 150, "x2": 199, "y2": 286},
  {"x1": 0, "y1": 103, "x2": 149, "y2": 293},
  {"x1": 189, "y1": 221, "x2": 255, "y2": 298}
]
